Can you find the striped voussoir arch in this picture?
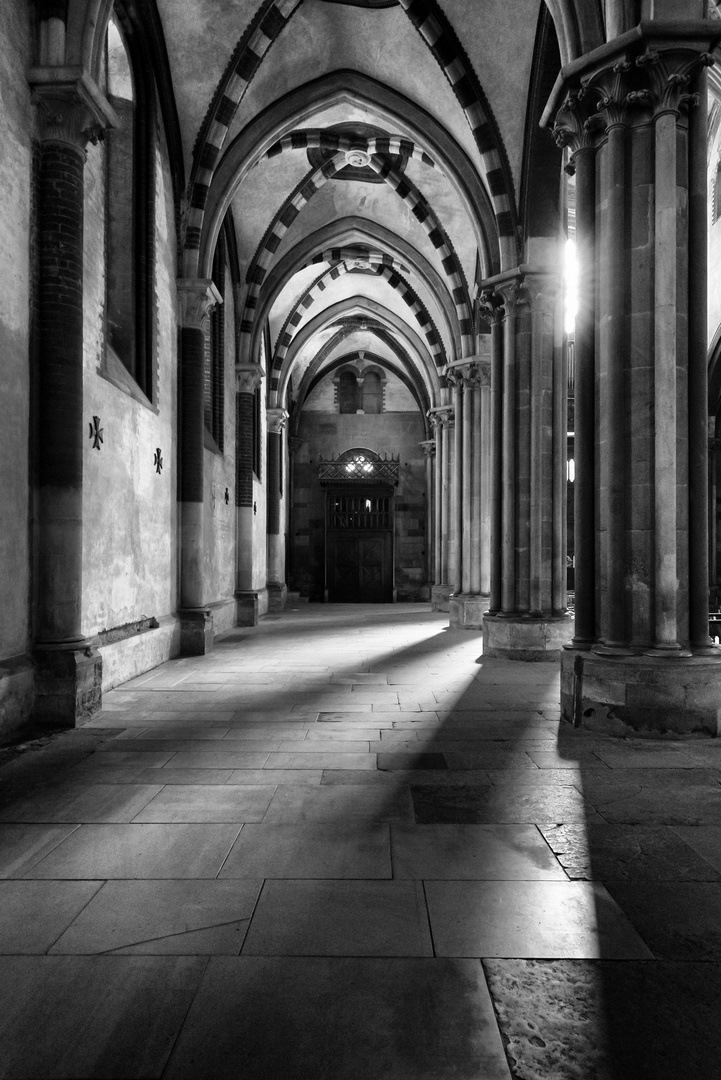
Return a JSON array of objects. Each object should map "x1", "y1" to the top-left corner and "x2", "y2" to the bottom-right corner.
[
  {"x1": 241, "y1": 154, "x2": 471, "y2": 352},
  {"x1": 259, "y1": 130, "x2": 439, "y2": 170},
  {"x1": 396, "y1": 0, "x2": 515, "y2": 243},
  {"x1": 305, "y1": 248, "x2": 409, "y2": 274},
  {"x1": 186, "y1": 0, "x2": 304, "y2": 261},
  {"x1": 365, "y1": 155, "x2": 473, "y2": 356},
  {"x1": 185, "y1": 0, "x2": 515, "y2": 276},
  {"x1": 240, "y1": 151, "x2": 349, "y2": 336},
  {"x1": 269, "y1": 261, "x2": 446, "y2": 391}
]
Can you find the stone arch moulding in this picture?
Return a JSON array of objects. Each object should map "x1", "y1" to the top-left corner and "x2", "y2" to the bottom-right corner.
[
  {"x1": 301, "y1": 350, "x2": 429, "y2": 422},
  {"x1": 270, "y1": 261, "x2": 448, "y2": 385},
  {"x1": 240, "y1": 152, "x2": 473, "y2": 355},
  {"x1": 276, "y1": 296, "x2": 442, "y2": 410},
  {"x1": 178, "y1": 0, "x2": 519, "y2": 276},
  {"x1": 197, "y1": 71, "x2": 501, "y2": 285},
  {"x1": 247, "y1": 217, "x2": 463, "y2": 373},
  {"x1": 292, "y1": 323, "x2": 435, "y2": 433}
]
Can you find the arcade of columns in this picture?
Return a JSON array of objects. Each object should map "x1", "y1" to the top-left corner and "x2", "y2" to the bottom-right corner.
[{"x1": 27, "y1": 10, "x2": 721, "y2": 737}]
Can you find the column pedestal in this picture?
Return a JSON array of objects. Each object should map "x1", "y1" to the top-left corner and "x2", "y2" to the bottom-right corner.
[
  {"x1": 34, "y1": 648, "x2": 103, "y2": 728},
  {"x1": 431, "y1": 584, "x2": 453, "y2": 612},
  {"x1": 235, "y1": 591, "x2": 260, "y2": 627},
  {"x1": 449, "y1": 594, "x2": 489, "y2": 629},
  {"x1": 561, "y1": 648, "x2": 721, "y2": 736},
  {"x1": 179, "y1": 609, "x2": 213, "y2": 656},
  {"x1": 483, "y1": 613, "x2": 574, "y2": 661},
  {"x1": 267, "y1": 581, "x2": 288, "y2": 613}
]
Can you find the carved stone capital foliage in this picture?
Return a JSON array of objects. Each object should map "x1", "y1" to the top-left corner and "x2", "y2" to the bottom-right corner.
[
  {"x1": 444, "y1": 366, "x2": 464, "y2": 393},
  {"x1": 477, "y1": 287, "x2": 506, "y2": 325},
  {"x1": 447, "y1": 358, "x2": 491, "y2": 390},
  {"x1": 29, "y1": 70, "x2": 118, "y2": 156},
  {"x1": 553, "y1": 39, "x2": 716, "y2": 167},
  {"x1": 177, "y1": 279, "x2": 222, "y2": 330},
  {"x1": 267, "y1": 408, "x2": 289, "y2": 435},
  {"x1": 419, "y1": 439, "x2": 436, "y2": 457},
  {"x1": 428, "y1": 405, "x2": 454, "y2": 429},
  {"x1": 235, "y1": 363, "x2": 264, "y2": 395}
]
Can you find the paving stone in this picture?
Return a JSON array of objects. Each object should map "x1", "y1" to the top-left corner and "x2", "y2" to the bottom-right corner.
[
  {"x1": 603, "y1": 881, "x2": 721, "y2": 960},
  {"x1": 485, "y1": 958, "x2": 721, "y2": 1080},
  {"x1": 242, "y1": 879, "x2": 432, "y2": 956},
  {"x1": 0, "y1": 880, "x2": 103, "y2": 953},
  {"x1": 410, "y1": 784, "x2": 600, "y2": 824},
  {"x1": 539, "y1": 823, "x2": 721, "y2": 881},
  {"x1": 220, "y1": 823, "x2": 391, "y2": 879},
  {"x1": 0, "y1": 955, "x2": 206, "y2": 1078},
  {"x1": 0, "y1": 783, "x2": 164, "y2": 824},
  {"x1": 391, "y1": 824, "x2": 567, "y2": 880},
  {"x1": 163, "y1": 956, "x2": 511, "y2": 1079},
  {"x1": 132, "y1": 785, "x2": 277, "y2": 823}
]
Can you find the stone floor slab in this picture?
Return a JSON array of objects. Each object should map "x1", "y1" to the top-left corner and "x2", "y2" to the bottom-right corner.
[
  {"x1": 132, "y1": 785, "x2": 276, "y2": 823},
  {"x1": 0, "y1": 880, "x2": 102, "y2": 953},
  {"x1": 0, "y1": 955, "x2": 206, "y2": 1078},
  {"x1": 539, "y1": 823, "x2": 721, "y2": 881},
  {"x1": 220, "y1": 823, "x2": 391, "y2": 878},
  {"x1": 0, "y1": 783, "x2": 163, "y2": 824},
  {"x1": 242, "y1": 879, "x2": 432, "y2": 956},
  {"x1": 23, "y1": 823, "x2": 240, "y2": 878},
  {"x1": 163, "y1": 956, "x2": 511, "y2": 1080},
  {"x1": 0, "y1": 823, "x2": 79, "y2": 878},
  {"x1": 391, "y1": 824, "x2": 567, "y2": 880},
  {"x1": 425, "y1": 880, "x2": 653, "y2": 959},
  {"x1": 262, "y1": 785, "x2": 415, "y2": 823},
  {"x1": 50, "y1": 879, "x2": 262, "y2": 955}
]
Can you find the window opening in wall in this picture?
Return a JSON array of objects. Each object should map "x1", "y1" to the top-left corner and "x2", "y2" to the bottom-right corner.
[
  {"x1": 362, "y1": 370, "x2": 383, "y2": 413},
  {"x1": 104, "y1": 9, "x2": 156, "y2": 401},
  {"x1": 339, "y1": 370, "x2": 360, "y2": 413},
  {"x1": 205, "y1": 230, "x2": 225, "y2": 449},
  {"x1": 714, "y1": 156, "x2": 721, "y2": 225}
]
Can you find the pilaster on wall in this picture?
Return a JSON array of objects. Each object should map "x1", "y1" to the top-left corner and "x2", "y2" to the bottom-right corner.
[
  {"x1": 478, "y1": 267, "x2": 571, "y2": 657},
  {"x1": 266, "y1": 407, "x2": 289, "y2": 612},
  {"x1": 548, "y1": 20, "x2": 721, "y2": 732},
  {"x1": 177, "y1": 278, "x2": 222, "y2": 654},
  {"x1": 29, "y1": 70, "x2": 117, "y2": 728}
]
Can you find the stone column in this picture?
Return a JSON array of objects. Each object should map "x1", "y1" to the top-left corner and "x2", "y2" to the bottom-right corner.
[
  {"x1": 428, "y1": 414, "x2": 443, "y2": 586},
  {"x1": 420, "y1": 439, "x2": 436, "y2": 595},
  {"x1": 29, "y1": 72, "x2": 115, "y2": 727},
  {"x1": 428, "y1": 405, "x2": 454, "y2": 611},
  {"x1": 266, "y1": 407, "x2": 289, "y2": 612},
  {"x1": 235, "y1": 364, "x2": 264, "y2": 625},
  {"x1": 549, "y1": 26, "x2": 721, "y2": 734},
  {"x1": 446, "y1": 369, "x2": 464, "y2": 596},
  {"x1": 448, "y1": 358, "x2": 492, "y2": 629},
  {"x1": 177, "y1": 279, "x2": 222, "y2": 654},
  {"x1": 482, "y1": 294, "x2": 505, "y2": 615},
  {"x1": 481, "y1": 270, "x2": 572, "y2": 659}
]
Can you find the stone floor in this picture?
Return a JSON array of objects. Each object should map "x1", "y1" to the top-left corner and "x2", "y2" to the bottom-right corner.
[{"x1": 2, "y1": 604, "x2": 721, "y2": 1078}]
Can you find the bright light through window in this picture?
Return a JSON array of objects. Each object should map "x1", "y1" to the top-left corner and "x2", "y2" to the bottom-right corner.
[{"x1": 565, "y1": 238, "x2": 578, "y2": 334}]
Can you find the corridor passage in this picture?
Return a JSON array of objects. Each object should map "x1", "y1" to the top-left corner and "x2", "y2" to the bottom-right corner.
[{"x1": 2, "y1": 605, "x2": 721, "y2": 1077}]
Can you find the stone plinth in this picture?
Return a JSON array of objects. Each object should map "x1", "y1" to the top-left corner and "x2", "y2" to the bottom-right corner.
[
  {"x1": 34, "y1": 647, "x2": 102, "y2": 728},
  {"x1": 449, "y1": 594, "x2": 489, "y2": 630},
  {"x1": 483, "y1": 613, "x2": 574, "y2": 661},
  {"x1": 236, "y1": 591, "x2": 259, "y2": 627},
  {"x1": 267, "y1": 581, "x2": 288, "y2": 613},
  {"x1": 561, "y1": 648, "x2": 721, "y2": 736},
  {"x1": 179, "y1": 609, "x2": 213, "y2": 656},
  {"x1": 431, "y1": 584, "x2": 453, "y2": 612}
]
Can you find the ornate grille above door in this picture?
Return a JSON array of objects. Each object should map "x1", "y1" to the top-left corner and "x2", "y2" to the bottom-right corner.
[{"x1": 318, "y1": 447, "x2": 399, "y2": 485}]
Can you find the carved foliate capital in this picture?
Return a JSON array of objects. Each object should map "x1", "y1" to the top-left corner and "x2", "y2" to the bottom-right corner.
[
  {"x1": 446, "y1": 358, "x2": 491, "y2": 390},
  {"x1": 428, "y1": 405, "x2": 454, "y2": 429},
  {"x1": 419, "y1": 439, "x2": 436, "y2": 457},
  {"x1": 177, "y1": 279, "x2": 222, "y2": 330},
  {"x1": 29, "y1": 69, "x2": 117, "y2": 156},
  {"x1": 267, "y1": 408, "x2": 289, "y2": 435},
  {"x1": 552, "y1": 89, "x2": 606, "y2": 170},
  {"x1": 235, "y1": 363, "x2": 264, "y2": 394},
  {"x1": 633, "y1": 46, "x2": 714, "y2": 117}
]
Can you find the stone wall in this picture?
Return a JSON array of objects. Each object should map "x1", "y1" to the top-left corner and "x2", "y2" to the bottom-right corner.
[
  {"x1": 292, "y1": 408, "x2": 428, "y2": 602},
  {"x1": 0, "y1": 0, "x2": 34, "y2": 738}
]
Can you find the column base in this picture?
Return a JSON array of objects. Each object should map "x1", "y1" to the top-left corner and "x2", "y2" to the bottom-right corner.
[
  {"x1": 449, "y1": 594, "x2": 489, "y2": 630},
  {"x1": 179, "y1": 609, "x2": 214, "y2": 656},
  {"x1": 236, "y1": 591, "x2": 259, "y2": 627},
  {"x1": 33, "y1": 646, "x2": 103, "y2": 729},
  {"x1": 431, "y1": 584, "x2": 453, "y2": 612},
  {"x1": 267, "y1": 581, "x2": 288, "y2": 614},
  {"x1": 483, "y1": 612, "x2": 574, "y2": 661},
  {"x1": 561, "y1": 646, "x2": 721, "y2": 736}
]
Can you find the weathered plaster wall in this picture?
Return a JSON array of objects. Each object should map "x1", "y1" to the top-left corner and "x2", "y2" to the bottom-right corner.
[
  {"x1": 292, "y1": 403, "x2": 428, "y2": 602},
  {"x1": 82, "y1": 104, "x2": 180, "y2": 681},
  {"x1": 0, "y1": 0, "x2": 34, "y2": 738}
]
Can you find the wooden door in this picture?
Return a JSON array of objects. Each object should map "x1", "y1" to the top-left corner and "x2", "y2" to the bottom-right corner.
[{"x1": 325, "y1": 488, "x2": 393, "y2": 603}]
